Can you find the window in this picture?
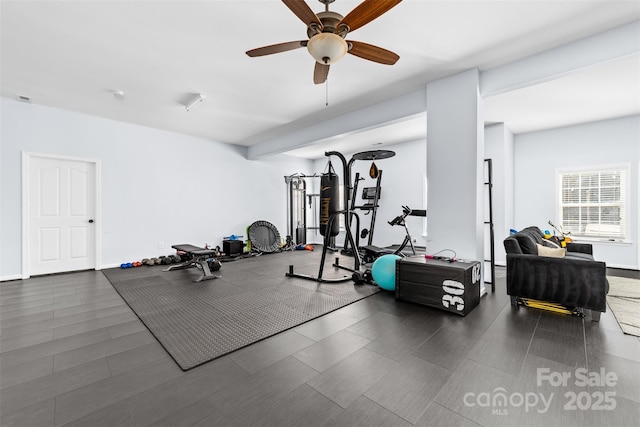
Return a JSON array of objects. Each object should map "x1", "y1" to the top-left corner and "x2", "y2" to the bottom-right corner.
[{"x1": 557, "y1": 166, "x2": 628, "y2": 240}]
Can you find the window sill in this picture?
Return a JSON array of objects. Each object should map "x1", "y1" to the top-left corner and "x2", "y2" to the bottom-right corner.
[{"x1": 571, "y1": 237, "x2": 631, "y2": 245}]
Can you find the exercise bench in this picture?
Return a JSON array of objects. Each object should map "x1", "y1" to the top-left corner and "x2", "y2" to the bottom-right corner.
[{"x1": 164, "y1": 244, "x2": 221, "y2": 282}]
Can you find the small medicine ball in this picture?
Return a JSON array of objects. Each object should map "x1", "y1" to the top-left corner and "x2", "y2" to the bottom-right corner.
[{"x1": 371, "y1": 254, "x2": 401, "y2": 291}]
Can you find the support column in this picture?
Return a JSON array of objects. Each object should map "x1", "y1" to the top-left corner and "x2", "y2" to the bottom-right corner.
[{"x1": 426, "y1": 69, "x2": 484, "y2": 265}]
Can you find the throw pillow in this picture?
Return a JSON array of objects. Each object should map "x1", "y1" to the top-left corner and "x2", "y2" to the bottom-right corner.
[
  {"x1": 536, "y1": 243, "x2": 566, "y2": 258},
  {"x1": 540, "y1": 238, "x2": 561, "y2": 249}
]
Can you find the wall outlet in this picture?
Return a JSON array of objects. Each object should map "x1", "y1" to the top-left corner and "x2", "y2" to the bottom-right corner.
[{"x1": 158, "y1": 242, "x2": 164, "y2": 249}]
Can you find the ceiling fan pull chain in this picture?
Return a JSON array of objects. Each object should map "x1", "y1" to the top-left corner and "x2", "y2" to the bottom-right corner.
[{"x1": 325, "y1": 78, "x2": 329, "y2": 106}]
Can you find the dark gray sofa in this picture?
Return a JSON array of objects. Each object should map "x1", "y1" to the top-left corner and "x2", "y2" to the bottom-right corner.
[{"x1": 504, "y1": 226, "x2": 608, "y2": 321}]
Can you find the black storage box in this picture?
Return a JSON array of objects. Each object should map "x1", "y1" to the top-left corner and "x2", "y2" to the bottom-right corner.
[
  {"x1": 396, "y1": 256, "x2": 481, "y2": 316},
  {"x1": 223, "y1": 240, "x2": 244, "y2": 256}
]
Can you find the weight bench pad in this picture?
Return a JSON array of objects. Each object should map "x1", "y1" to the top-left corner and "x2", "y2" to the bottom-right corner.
[
  {"x1": 172, "y1": 244, "x2": 216, "y2": 256},
  {"x1": 167, "y1": 244, "x2": 219, "y2": 282}
]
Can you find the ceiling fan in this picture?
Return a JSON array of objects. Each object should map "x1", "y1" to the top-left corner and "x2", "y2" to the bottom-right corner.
[{"x1": 246, "y1": 0, "x2": 402, "y2": 84}]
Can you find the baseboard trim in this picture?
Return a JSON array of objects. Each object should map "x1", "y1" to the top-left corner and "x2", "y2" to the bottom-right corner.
[
  {"x1": 1, "y1": 274, "x2": 23, "y2": 282},
  {"x1": 606, "y1": 263, "x2": 639, "y2": 271},
  {"x1": 100, "y1": 263, "x2": 121, "y2": 270}
]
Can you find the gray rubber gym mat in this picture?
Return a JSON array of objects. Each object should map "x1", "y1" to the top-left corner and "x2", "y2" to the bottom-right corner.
[{"x1": 103, "y1": 258, "x2": 380, "y2": 370}]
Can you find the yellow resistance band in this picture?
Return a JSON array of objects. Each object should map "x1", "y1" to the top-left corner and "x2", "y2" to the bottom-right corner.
[{"x1": 519, "y1": 298, "x2": 573, "y2": 315}]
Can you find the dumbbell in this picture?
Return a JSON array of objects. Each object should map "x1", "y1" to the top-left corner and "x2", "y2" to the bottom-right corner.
[{"x1": 208, "y1": 259, "x2": 222, "y2": 272}]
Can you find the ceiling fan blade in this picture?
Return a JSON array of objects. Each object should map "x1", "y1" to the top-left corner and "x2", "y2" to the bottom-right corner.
[
  {"x1": 313, "y1": 62, "x2": 330, "y2": 84},
  {"x1": 338, "y1": 0, "x2": 401, "y2": 33},
  {"x1": 246, "y1": 40, "x2": 307, "y2": 57},
  {"x1": 348, "y1": 40, "x2": 399, "y2": 65},
  {"x1": 282, "y1": 0, "x2": 322, "y2": 28}
]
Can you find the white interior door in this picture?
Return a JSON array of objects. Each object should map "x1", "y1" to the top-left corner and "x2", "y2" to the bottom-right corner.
[{"x1": 27, "y1": 155, "x2": 97, "y2": 276}]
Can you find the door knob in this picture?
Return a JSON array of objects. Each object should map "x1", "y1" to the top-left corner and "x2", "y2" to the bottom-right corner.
[{"x1": 88, "y1": 219, "x2": 94, "y2": 223}]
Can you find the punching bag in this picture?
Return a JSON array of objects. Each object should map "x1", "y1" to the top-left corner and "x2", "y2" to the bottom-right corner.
[{"x1": 320, "y1": 165, "x2": 340, "y2": 237}]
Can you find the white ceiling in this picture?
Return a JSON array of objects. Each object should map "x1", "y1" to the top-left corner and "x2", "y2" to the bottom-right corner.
[
  {"x1": 2, "y1": 1, "x2": 639, "y2": 159},
  {"x1": 485, "y1": 55, "x2": 640, "y2": 132},
  {"x1": 285, "y1": 113, "x2": 427, "y2": 159}
]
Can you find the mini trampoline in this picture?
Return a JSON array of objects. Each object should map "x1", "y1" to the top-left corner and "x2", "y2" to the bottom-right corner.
[{"x1": 248, "y1": 220, "x2": 281, "y2": 253}]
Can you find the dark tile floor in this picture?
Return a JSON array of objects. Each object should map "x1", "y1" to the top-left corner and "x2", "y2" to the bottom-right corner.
[{"x1": 1, "y1": 250, "x2": 639, "y2": 427}]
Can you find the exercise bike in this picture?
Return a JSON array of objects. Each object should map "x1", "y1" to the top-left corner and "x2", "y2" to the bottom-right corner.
[{"x1": 360, "y1": 206, "x2": 426, "y2": 264}]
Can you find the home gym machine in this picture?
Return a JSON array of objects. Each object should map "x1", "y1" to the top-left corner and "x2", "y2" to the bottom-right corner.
[
  {"x1": 284, "y1": 174, "x2": 307, "y2": 247},
  {"x1": 286, "y1": 149, "x2": 395, "y2": 284},
  {"x1": 284, "y1": 173, "x2": 339, "y2": 251},
  {"x1": 360, "y1": 206, "x2": 427, "y2": 263}
]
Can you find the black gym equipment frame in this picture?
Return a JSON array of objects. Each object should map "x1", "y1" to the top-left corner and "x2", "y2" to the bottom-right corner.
[
  {"x1": 284, "y1": 174, "x2": 307, "y2": 246},
  {"x1": 286, "y1": 151, "x2": 363, "y2": 284},
  {"x1": 350, "y1": 170, "x2": 383, "y2": 247},
  {"x1": 286, "y1": 150, "x2": 395, "y2": 285},
  {"x1": 484, "y1": 158, "x2": 496, "y2": 292},
  {"x1": 340, "y1": 151, "x2": 391, "y2": 257}
]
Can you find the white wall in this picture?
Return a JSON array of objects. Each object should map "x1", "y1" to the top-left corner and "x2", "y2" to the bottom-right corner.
[
  {"x1": 4, "y1": 98, "x2": 637, "y2": 279},
  {"x1": 514, "y1": 115, "x2": 640, "y2": 269},
  {"x1": 310, "y1": 138, "x2": 428, "y2": 250},
  {"x1": 0, "y1": 98, "x2": 313, "y2": 279}
]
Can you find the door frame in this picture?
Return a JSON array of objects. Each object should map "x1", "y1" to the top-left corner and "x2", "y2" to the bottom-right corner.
[{"x1": 21, "y1": 152, "x2": 102, "y2": 279}]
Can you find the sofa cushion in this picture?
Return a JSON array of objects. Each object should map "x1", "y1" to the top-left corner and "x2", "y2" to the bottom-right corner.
[
  {"x1": 536, "y1": 243, "x2": 566, "y2": 258},
  {"x1": 515, "y1": 233, "x2": 539, "y2": 254},
  {"x1": 565, "y1": 252, "x2": 595, "y2": 261},
  {"x1": 566, "y1": 242, "x2": 593, "y2": 255}
]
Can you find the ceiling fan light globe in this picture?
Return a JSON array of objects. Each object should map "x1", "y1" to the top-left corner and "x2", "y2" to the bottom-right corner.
[{"x1": 307, "y1": 33, "x2": 348, "y2": 64}]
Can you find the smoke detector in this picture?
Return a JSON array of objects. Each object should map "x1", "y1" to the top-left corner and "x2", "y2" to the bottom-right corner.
[{"x1": 110, "y1": 90, "x2": 125, "y2": 99}]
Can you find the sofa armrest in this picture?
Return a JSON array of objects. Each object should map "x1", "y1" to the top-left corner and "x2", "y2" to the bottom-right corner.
[
  {"x1": 506, "y1": 253, "x2": 607, "y2": 312},
  {"x1": 504, "y1": 236, "x2": 523, "y2": 254},
  {"x1": 566, "y1": 242, "x2": 593, "y2": 255}
]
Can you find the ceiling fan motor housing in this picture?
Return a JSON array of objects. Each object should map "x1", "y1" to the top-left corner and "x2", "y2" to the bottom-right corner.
[{"x1": 307, "y1": 11, "x2": 347, "y2": 38}]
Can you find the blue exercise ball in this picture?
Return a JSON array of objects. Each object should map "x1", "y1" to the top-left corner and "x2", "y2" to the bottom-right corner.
[{"x1": 371, "y1": 254, "x2": 401, "y2": 291}]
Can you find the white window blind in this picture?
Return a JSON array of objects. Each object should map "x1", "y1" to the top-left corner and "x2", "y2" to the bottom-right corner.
[{"x1": 558, "y1": 167, "x2": 627, "y2": 240}]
